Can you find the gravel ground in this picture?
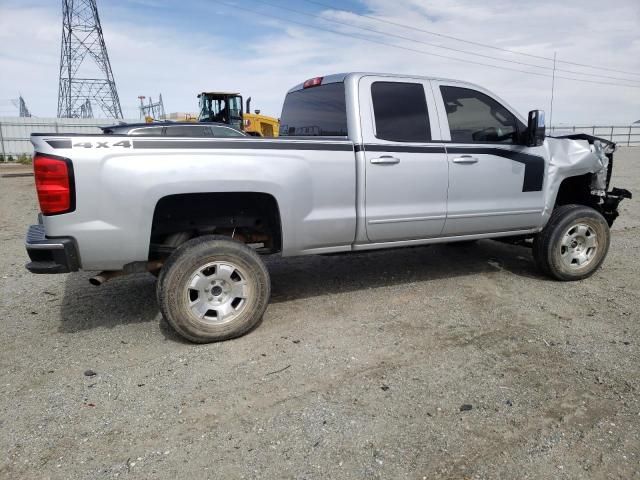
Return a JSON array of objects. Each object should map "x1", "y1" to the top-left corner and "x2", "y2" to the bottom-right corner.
[{"x1": 1, "y1": 149, "x2": 639, "y2": 479}]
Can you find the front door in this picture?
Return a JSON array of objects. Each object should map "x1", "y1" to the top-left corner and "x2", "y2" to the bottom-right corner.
[
  {"x1": 360, "y1": 77, "x2": 448, "y2": 242},
  {"x1": 433, "y1": 82, "x2": 546, "y2": 236}
]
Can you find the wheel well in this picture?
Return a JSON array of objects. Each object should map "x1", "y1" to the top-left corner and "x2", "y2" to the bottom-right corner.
[
  {"x1": 554, "y1": 174, "x2": 596, "y2": 208},
  {"x1": 149, "y1": 192, "x2": 282, "y2": 259},
  {"x1": 553, "y1": 173, "x2": 624, "y2": 226}
]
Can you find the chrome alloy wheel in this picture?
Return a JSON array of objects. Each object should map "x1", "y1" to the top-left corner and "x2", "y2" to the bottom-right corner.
[
  {"x1": 185, "y1": 261, "x2": 249, "y2": 324},
  {"x1": 560, "y1": 223, "x2": 598, "y2": 269}
]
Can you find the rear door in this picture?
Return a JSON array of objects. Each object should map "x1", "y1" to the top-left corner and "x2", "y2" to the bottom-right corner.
[
  {"x1": 359, "y1": 76, "x2": 448, "y2": 242},
  {"x1": 433, "y1": 82, "x2": 546, "y2": 235}
]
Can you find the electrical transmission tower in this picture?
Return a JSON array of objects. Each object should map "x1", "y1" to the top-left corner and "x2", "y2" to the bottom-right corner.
[
  {"x1": 57, "y1": 0, "x2": 123, "y2": 119},
  {"x1": 10, "y1": 96, "x2": 32, "y2": 117},
  {"x1": 138, "y1": 94, "x2": 166, "y2": 121},
  {"x1": 18, "y1": 96, "x2": 31, "y2": 117},
  {"x1": 80, "y1": 98, "x2": 94, "y2": 118}
]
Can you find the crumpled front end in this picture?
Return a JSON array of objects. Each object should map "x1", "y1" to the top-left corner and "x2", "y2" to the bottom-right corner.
[{"x1": 544, "y1": 134, "x2": 631, "y2": 225}]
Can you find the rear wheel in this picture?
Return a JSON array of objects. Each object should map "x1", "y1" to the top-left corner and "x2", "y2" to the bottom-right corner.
[
  {"x1": 533, "y1": 204, "x2": 610, "y2": 281},
  {"x1": 157, "y1": 235, "x2": 270, "y2": 343}
]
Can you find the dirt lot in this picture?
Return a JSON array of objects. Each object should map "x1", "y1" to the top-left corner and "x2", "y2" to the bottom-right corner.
[{"x1": 1, "y1": 149, "x2": 639, "y2": 479}]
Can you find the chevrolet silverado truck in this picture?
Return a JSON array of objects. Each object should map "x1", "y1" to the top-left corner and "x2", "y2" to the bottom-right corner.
[{"x1": 26, "y1": 72, "x2": 631, "y2": 343}]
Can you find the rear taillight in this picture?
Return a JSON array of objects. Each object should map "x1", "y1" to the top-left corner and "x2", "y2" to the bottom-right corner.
[{"x1": 33, "y1": 154, "x2": 74, "y2": 215}]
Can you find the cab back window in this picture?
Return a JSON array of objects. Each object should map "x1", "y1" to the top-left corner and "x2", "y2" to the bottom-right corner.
[
  {"x1": 279, "y1": 83, "x2": 347, "y2": 136},
  {"x1": 372, "y1": 82, "x2": 430, "y2": 142}
]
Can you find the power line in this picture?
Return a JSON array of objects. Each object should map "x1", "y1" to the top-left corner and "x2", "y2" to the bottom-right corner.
[
  {"x1": 255, "y1": 0, "x2": 640, "y2": 84},
  {"x1": 220, "y1": 1, "x2": 640, "y2": 89},
  {"x1": 302, "y1": 0, "x2": 640, "y2": 78},
  {"x1": 220, "y1": 1, "x2": 550, "y2": 77}
]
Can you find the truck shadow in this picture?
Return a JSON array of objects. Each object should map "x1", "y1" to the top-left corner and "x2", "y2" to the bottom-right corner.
[
  {"x1": 59, "y1": 272, "x2": 158, "y2": 333},
  {"x1": 59, "y1": 240, "x2": 542, "y2": 333},
  {"x1": 266, "y1": 240, "x2": 542, "y2": 304}
]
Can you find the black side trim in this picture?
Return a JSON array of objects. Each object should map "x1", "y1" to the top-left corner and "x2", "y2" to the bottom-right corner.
[
  {"x1": 46, "y1": 140, "x2": 72, "y2": 149},
  {"x1": 360, "y1": 144, "x2": 446, "y2": 154},
  {"x1": 446, "y1": 146, "x2": 545, "y2": 192},
  {"x1": 132, "y1": 140, "x2": 354, "y2": 151}
]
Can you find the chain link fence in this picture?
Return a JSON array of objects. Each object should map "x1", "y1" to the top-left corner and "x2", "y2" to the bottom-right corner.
[{"x1": 548, "y1": 125, "x2": 639, "y2": 146}]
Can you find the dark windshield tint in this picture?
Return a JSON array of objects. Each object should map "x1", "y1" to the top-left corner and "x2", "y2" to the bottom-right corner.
[
  {"x1": 279, "y1": 83, "x2": 347, "y2": 136},
  {"x1": 372, "y1": 82, "x2": 430, "y2": 142}
]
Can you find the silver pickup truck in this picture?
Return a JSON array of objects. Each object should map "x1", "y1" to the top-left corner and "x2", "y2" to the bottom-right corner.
[{"x1": 26, "y1": 72, "x2": 630, "y2": 342}]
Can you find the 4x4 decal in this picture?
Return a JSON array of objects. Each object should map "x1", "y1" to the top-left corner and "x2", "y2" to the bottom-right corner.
[{"x1": 71, "y1": 140, "x2": 132, "y2": 149}]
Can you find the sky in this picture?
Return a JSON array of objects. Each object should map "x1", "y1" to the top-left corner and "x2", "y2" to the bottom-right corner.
[{"x1": 0, "y1": 0, "x2": 639, "y2": 125}]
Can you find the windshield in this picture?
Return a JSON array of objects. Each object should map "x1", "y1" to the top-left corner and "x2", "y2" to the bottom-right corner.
[
  {"x1": 279, "y1": 82, "x2": 347, "y2": 136},
  {"x1": 199, "y1": 95, "x2": 243, "y2": 124}
]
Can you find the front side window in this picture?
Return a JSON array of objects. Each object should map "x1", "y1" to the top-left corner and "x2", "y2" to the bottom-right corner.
[
  {"x1": 440, "y1": 86, "x2": 522, "y2": 144},
  {"x1": 371, "y1": 82, "x2": 430, "y2": 142}
]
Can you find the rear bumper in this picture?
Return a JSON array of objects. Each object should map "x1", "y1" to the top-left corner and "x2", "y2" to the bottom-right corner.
[{"x1": 25, "y1": 221, "x2": 80, "y2": 274}]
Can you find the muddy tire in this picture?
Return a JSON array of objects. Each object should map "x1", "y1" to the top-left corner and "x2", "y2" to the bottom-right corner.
[
  {"x1": 157, "y1": 235, "x2": 270, "y2": 343},
  {"x1": 533, "y1": 204, "x2": 610, "y2": 281}
]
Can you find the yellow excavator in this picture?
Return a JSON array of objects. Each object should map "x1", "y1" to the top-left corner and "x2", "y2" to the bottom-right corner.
[{"x1": 197, "y1": 92, "x2": 279, "y2": 137}]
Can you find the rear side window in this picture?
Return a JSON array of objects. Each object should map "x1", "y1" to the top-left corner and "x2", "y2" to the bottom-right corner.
[
  {"x1": 440, "y1": 86, "x2": 522, "y2": 144},
  {"x1": 164, "y1": 125, "x2": 211, "y2": 137},
  {"x1": 372, "y1": 82, "x2": 430, "y2": 142},
  {"x1": 279, "y1": 83, "x2": 347, "y2": 136},
  {"x1": 129, "y1": 126, "x2": 164, "y2": 136}
]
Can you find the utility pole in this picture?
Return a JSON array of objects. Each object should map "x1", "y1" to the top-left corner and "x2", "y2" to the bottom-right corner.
[
  {"x1": 138, "y1": 96, "x2": 146, "y2": 120},
  {"x1": 57, "y1": 0, "x2": 123, "y2": 118},
  {"x1": 549, "y1": 51, "x2": 557, "y2": 129}
]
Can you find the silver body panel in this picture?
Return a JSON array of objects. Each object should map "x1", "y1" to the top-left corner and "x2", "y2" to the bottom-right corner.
[{"x1": 31, "y1": 72, "x2": 610, "y2": 271}]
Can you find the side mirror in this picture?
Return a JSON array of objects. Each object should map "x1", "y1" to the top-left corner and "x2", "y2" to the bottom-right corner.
[{"x1": 526, "y1": 110, "x2": 545, "y2": 147}]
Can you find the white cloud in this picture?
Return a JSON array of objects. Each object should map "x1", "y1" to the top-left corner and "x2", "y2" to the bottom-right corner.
[{"x1": 1, "y1": 0, "x2": 639, "y2": 124}]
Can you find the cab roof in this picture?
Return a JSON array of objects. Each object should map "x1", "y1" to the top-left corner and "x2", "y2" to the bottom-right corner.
[
  {"x1": 197, "y1": 92, "x2": 241, "y2": 97},
  {"x1": 286, "y1": 72, "x2": 484, "y2": 94}
]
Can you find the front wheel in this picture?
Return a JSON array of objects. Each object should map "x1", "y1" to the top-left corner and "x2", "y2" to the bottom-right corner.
[
  {"x1": 533, "y1": 204, "x2": 610, "y2": 281},
  {"x1": 157, "y1": 235, "x2": 271, "y2": 343}
]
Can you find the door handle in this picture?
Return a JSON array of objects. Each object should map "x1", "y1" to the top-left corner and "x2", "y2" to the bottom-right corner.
[
  {"x1": 452, "y1": 155, "x2": 479, "y2": 164},
  {"x1": 370, "y1": 155, "x2": 400, "y2": 165}
]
